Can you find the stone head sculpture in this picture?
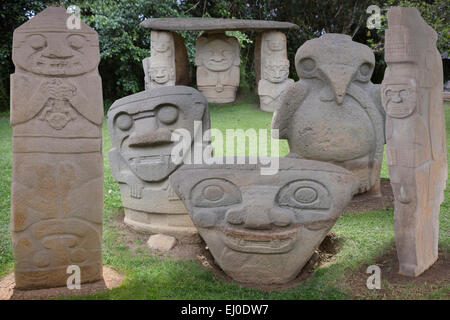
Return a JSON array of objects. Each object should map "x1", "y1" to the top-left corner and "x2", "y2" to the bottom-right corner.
[
  {"x1": 107, "y1": 86, "x2": 210, "y2": 238},
  {"x1": 170, "y1": 157, "x2": 358, "y2": 284},
  {"x1": 381, "y1": 7, "x2": 447, "y2": 277},
  {"x1": 195, "y1": 32, "x2": 240, "y2": 103},
  {"x1": 12, "y1": 7, "x2": 100, "y2": 77},
  {"x1": 143, "y1": 55, "x2": 175, "y2": 89},
  {"x1": 272, "y1": 34, "x2": 385, "y2": 195}
]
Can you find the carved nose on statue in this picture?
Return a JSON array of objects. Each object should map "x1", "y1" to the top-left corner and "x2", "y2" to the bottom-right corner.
[
  {"x1": 243, "y1": 206, "x2": 273, "y2": 230},
  {"x1": 392, "y1": 95, "x2": 402, "y2": 103},
  {"x1": 42, "y1": 42, "x2": 73, "y2": 59},
  {"x1": 211, "y1": 55, "x2": 224, "y2": 62},
  {"x1": 128, "y1": 128, "x2": 172, "y2": 147}
]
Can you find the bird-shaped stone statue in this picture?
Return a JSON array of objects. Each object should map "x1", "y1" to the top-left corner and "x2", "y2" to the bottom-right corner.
[{"x1": 272, "y1": 34, "x2": 385, "y2": 195}]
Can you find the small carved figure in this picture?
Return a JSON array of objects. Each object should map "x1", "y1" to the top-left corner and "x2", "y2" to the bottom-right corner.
[{"x1": 195, "y1": 32, "x2": 240, "y2": 103}]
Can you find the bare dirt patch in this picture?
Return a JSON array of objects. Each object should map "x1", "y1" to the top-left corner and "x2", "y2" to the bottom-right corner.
[
  {"x1": 344, "y1": 178, "x2": 394, "y2": 213},
  {"x1": 343, "y1": 247, "x2": 450, "y2": 299},
  {"x1": 0, "y1": 266, "x2": 124, "y2": 300}
]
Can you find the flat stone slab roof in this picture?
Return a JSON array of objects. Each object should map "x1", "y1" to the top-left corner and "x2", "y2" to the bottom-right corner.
[{"x1": 140, "y1": 17, "x2": 299, "y2": 31}]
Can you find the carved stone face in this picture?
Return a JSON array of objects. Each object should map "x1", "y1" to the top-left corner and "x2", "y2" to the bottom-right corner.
[
  {"x1": 265, "y1": 33, "x2": 286, "y2": 52},
  {"x1": 13, "y1": 32, "x2": 99, "y2": 76},
  {"x1": 170, "y1": 158, "x2": 357, "y2": 284},
  {"x1": 263, "y1": 60, "x2": 289, "y2": 83},
  {"x1": 151, "y1": 32, "x2": 172, "y2": 54},
  {"x1": 108, "y1": 86, "x2": 208, "y2": 182},
  {"x1": 199, "y1": 39, "x2": 236, "y2": 72},
  {"x1": 382, "y1": 81, "x2": 417, "y2": 118},
  {"x1": 149, "y1": 65, "x2": 174, "y2": 85}
]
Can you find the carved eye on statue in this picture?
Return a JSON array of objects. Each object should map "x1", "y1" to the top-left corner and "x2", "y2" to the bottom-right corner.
[
  {"x1": 298, "y1": 58, "x2": 316, "y2": 74},
  {"x1": 356, "y1": 62, "x2": 373, "y2": 82},
  {"x1": 399, "y1": 89, "x2": 409, "y2": 99},
  {"x1": 191, "y1": 178, "x2": 242, "y2": 208},
  {"x1": 385, "y1": 89, "x2": 393, "y2": 97},
  {"x1": 28, "y1": 34, "x2": 47, "y2": 50},
  {"x1": 116, "y1": 113, "x2": 133, "y2": 131},
  {"x1": 277, "y1": 180, "x2": 331, "y2": 209},
  {"x1": 157, "y1": 104, "x2": 179, "y2": 125},
  {"x1": 67, "y1": 34, "x2": 85, "y2": 50}
]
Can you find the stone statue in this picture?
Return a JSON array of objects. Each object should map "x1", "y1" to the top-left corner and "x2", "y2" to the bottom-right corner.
[
  {"x1": 381, "y1": 7, "x2": 447, "y2": 276},
  {"x1": 143, "y1": 31, "x2": 190, "y2": 90},
  {"x1": 107, "y1": 86, "x2": 210, "y2": 240},
  {"x1": 170, "y1": 157, "x2": 358, "y2": 284},
  {"x1": 257, "y1": 31, "x2": 294, "y2": 112},
  {"x1": 10, "y1": 7, "x2": 104, "y2": 289},
  {"x1": 272, "y1": 34, "x2": 385, "y2": 195},
  {"x1": 195, "y1": 32, "x2": 240, "y2": 103}
]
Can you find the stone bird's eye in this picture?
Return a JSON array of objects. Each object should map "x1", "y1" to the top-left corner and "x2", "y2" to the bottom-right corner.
[
  {"x1": 298, "y1": 58, "x2": 316, "y2": 73},
  {"x1": 357, "y1": 62, "x2": 373, "y2": 82},
  {"x1": 191, "y1": 178, "x2": 242, "y2": 208},
  {"x1": 115, "y1": 113, "x2": 133, "y2": 131},
  {"x1": 277, "y1": 180, "x2": 331, "y2": 209},
  {"x1": 157, "y1": 104, "x2": 179, "y2": 125}
]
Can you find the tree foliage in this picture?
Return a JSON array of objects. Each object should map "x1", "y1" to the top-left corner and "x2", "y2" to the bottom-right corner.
[{"x1": 0, "y1": 0, "x2": 448, "y2": 112}]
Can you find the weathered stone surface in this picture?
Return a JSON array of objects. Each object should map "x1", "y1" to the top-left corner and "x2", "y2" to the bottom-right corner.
[
  {"x1": 272, "y1": 34, "x2": 385, "y2": 195},
  {"x1": 140, "y1": 18, "x2": 299, "y2": 31},
  {"x1": 381, "y1": 7, "x2": 447, "y2": 276},
  {"x1": 170, "y1": 157, "x2": 358, "y2": 284},
  {"x1": 147, "y1": 234, "x2": 177, "y2": 252},
  {"x1": 143, "y1": 31, "x2": 191, "y2": 90},
  {"x1": 10, "y1": 7, "x2": 104, "y2": 289},
  {"x1": 258, "y1": 31, "x2": 294, "y2": 112},
  {"x1": 107, "y1": 86, "x2": 211, "y2": 239},
  {"x1": 195, "y1": 32, "x2": 240, "y2": 104}
]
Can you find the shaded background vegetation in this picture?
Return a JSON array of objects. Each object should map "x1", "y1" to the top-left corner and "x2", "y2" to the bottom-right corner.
[{"x1": 0, "y1": 0, "x2": 448, "y2": 112}]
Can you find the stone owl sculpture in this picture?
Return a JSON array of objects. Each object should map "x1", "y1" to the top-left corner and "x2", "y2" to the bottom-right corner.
[{"x1": 272, "y1": 34, "x2": 385, "y2": 195}]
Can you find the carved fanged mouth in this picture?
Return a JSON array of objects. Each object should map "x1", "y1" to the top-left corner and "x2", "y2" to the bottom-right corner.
[{"x1": 221, "y1": 227, "x2": 298, "y2": 254}]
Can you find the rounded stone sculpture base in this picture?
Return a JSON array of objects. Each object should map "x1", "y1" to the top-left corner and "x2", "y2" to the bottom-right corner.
[
  {"x1": 123, "y1": 208, "x2": 200, "y2": 243},
  {"x1": 119, "y1": 184, "x2": 199, "y2": 242},
  {"x1": 0, "y1": 266, "x2": 123, "y2": 300}
]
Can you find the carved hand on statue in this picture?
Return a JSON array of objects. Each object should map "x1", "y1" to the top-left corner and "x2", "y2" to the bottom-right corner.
[
  {"x1": 41, "y1": 79, "x2": 77, "y2": 101},
  {"x1": 123, "y1": 173, "x2": 144, "y2": 199}
]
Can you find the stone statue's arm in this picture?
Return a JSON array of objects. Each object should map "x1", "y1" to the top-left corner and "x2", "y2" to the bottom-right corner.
[
  {"x1": 10, "y1": 75, "x2": 49, "y2": 125},
  {"x1": 271, "y1": 81, "x2": 307, "y2": 139},
  {"x1": 108, "y1": 148, "x2": 144, "y2": 199}
]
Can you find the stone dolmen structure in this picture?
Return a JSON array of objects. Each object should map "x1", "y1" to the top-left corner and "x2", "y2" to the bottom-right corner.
[
  {"x1": 10, "y1": 7, "x2": 104, "y2": 289},
  {"x1": 381, "y1": 7, "x2": 447, "y2": 276},
  {"x1": 142, "y1": 31, "x2": 190, "y2": 90},
  {"x1": 171, "y1": 158, "x2": 358, "y2": 284},
  {"x1": 257, "y1": 31, "x2": 294, "y2": 112},
  {"x1": 140, "y1": 18, "x2": 298, "y2": 104},
  {"x1": 272, "y1": 34, "x2": 385, "y2": 195},
  {"x1": 107, "y1": 86, "x2": 210, "y2": 240}
]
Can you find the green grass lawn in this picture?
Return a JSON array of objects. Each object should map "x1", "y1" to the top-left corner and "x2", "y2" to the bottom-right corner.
[{"x1": 0, "y1": 102, "x2": 449, "y2": 299}]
